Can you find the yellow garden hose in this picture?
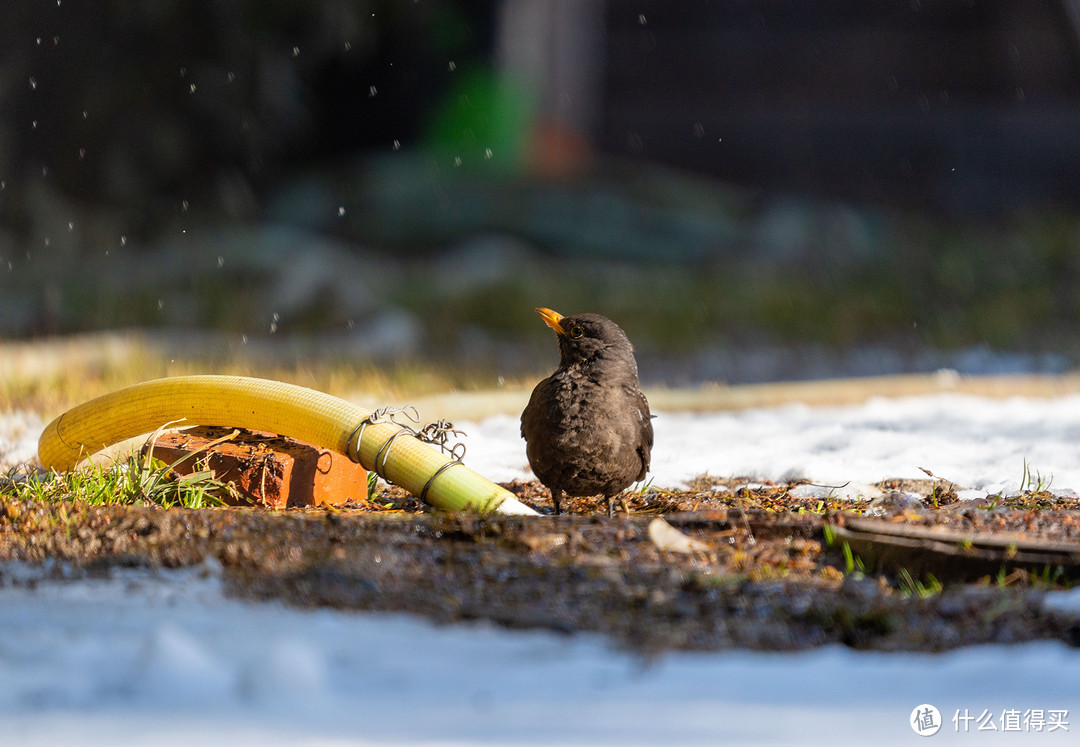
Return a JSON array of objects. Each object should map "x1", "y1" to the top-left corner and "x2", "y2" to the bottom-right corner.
[{"x1": 37, "y1": 375, "x2": 537, "y2": 515}]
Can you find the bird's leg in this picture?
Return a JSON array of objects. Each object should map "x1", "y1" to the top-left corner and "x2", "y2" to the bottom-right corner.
[
  {"x1": 606, "y1": 495, "x2": 614, "y2": 517},
  {"x1": 551, "y1": 489, "x2": 563, "y2": 515}
]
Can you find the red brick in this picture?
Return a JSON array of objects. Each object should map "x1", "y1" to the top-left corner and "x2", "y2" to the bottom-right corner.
[{"x1": 142, "y1": 426, "x2": 367, "y2": 509}]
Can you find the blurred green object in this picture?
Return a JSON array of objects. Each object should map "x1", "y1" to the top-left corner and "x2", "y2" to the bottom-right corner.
[{"x1": 424, "y1": 66, "x2": 536, "y2": 171}]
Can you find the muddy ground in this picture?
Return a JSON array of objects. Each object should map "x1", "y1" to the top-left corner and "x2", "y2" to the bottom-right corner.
[{"x1": 2, "y1": 479, "x2": 1080, "y2": 655}]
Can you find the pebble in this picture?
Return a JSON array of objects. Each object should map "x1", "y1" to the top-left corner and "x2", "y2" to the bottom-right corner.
[{"x1": 865, "y1": 490, "x2": 925, "y2": 516}]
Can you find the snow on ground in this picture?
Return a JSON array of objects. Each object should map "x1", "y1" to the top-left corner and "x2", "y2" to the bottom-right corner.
[
  {"x1": 0, "y1": 410, "x2": 43, "y2": 472},
  {"x1": 459, "y1": 393, "x2": 1080, "y2": 500},
  {"x1": 0, "y1": 564, "x2": 1077, "y2": 746},
  {"x1": 3, "y1": 391, "x2": 1080, "y2": 744}
]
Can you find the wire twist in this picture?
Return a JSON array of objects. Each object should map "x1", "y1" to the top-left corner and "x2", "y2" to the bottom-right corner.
[{"x1": 346, "y1": 406, "x2": 468, "y2": 496}]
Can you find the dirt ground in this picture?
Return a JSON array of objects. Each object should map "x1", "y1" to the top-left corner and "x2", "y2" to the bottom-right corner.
[{"x1": 2, "y1": 478, "x2": 1080, "y2": 655}]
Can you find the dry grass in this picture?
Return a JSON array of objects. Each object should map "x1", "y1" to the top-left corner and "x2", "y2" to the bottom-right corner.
[
  {"x1": 0, "y1": 331, "x2": 537, "y2": 417},
  {"x1": 7, "y1": 331, "x2": 1080, "y2": 423}
]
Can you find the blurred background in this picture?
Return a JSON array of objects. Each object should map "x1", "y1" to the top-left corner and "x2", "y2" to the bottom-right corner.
[{"x1": 4, "y1": 0, "x2": 1080, "y2": 389}]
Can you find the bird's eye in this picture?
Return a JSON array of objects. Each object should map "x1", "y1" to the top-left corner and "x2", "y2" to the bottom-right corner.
[{"x1": 570, "y1": 326, "x2": 584, "y2": 339}]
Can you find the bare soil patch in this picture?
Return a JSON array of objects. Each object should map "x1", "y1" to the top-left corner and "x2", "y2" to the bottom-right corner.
[{"x1": 3, "y1": 479, "x2": 1080, "y2": 654}]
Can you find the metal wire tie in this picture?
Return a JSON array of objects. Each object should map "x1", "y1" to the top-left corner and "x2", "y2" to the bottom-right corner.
[
  {"x1": 346, "y1": 419, "x2": 368, "y2": 464},
  {"x1": 347, "y1": 406, "x2": 420, "y2": 463},
  {"x1": 420, "y1": 458, "x2": 467, "y2": 503},
  {"x1": 374, "y1": 427, "x2": 411, "y2": 484}
]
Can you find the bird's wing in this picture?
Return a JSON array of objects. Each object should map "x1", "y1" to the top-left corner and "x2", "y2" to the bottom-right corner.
[
  {"x1": 632, "y1": 387, "x2": 653, "y2": 476},
  {"x1": 520, "y1": 379, "x2": 547, "y2": 438}
]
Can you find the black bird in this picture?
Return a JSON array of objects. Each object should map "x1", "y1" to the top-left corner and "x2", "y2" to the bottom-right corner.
[{"x1": 521, "y1": 308, "x2": 653, "y2": 515}]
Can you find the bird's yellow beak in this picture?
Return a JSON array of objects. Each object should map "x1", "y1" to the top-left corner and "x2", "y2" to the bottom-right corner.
[{"x1": 535, "y1": 307, "x2": 565, "y2": 336}]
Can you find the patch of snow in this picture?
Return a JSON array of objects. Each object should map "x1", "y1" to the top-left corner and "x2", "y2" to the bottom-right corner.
[
  {"x1": 460, "y1": 394, "x2": 1080, "y2": 497},
  {"x1": 0, "y1": 410, "x2": 43, "y2": 471},
  {"x1": 0, "y1": 565, "x2": 1078, "y2": 746},
  {"x1": 1043, "y1": 587, "x2": 1080, "y2": 616}
]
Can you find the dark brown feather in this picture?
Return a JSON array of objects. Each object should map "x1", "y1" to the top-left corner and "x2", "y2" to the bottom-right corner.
[{"x1": 521, "y1": 312, "x2": 653, "y2": 514}]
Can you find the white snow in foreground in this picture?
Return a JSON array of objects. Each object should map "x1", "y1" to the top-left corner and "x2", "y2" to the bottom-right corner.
[
  {"x1": 0, "y1": 564, "x2": 1077, "y2": 746},
  {"x1": 3, "y1": 393, "x2": 1080, "y2": 745}
]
